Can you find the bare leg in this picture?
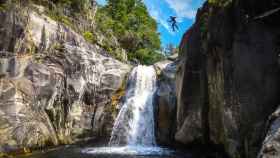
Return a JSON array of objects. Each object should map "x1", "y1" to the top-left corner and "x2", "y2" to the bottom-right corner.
[
  {"x1": 172, "y1": 23, "x2": 176, "y2": 31},
  {"x1": 174, "y1": 24, "x2": 179, "y2": 31}
]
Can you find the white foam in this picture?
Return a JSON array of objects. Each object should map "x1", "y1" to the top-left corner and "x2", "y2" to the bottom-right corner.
[
  {"x1": 82, "y1": 146, "x2": 174, "y2": 156},
  {"x1": 109, "y1": 65, "x2": 157, "y2": 146}
]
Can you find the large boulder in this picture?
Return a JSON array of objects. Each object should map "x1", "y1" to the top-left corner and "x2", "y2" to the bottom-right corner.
[{"x1": 0, "y1": 4, "x2": 131, "y2": 152}]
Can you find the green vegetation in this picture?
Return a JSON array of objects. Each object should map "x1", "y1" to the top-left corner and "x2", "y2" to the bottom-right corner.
[
  {"x1": 4, "y1": 0, "x2": 164, "y2": 64},
  {"x1": 133, "y1": 48, "x2": 162, "y2": 65},
  {"x1": 83, "y1": 31, "x2": 95, "y2": 43},
  {"x1": 0, "y1": 3, "x2": 7, "y2": 11},
  {"x1": 208, "y1": 0, "x2": 232, "y2": 7},
  {"x1": 200, "y1": 12, "x2": 209, "y2": 38},
  {"x1": 95, "y1": 0, "x2": 164, "y2": 64},
  {"x1": 47, "y1": 12, "x2": 73, "y2": 28},
  {"x1": 32, "y1": 0, "x2": 90, "y2": 12},
  {"x1": 33, "y1": 0, "x2": 165, "y2": 64}
]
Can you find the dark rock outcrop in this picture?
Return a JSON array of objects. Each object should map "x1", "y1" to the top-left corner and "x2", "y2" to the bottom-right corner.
[
  {"x1": 176, "y1": 1, "x2": 280, "y2": 157},
  {"x1": 154, "y1": 59, "x2": 177, "y2": 145}
]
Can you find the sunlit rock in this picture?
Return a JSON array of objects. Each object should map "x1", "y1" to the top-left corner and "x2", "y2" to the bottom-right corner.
[{"x1": 0, "y1": 4, "x2": 131, "y2": 152}]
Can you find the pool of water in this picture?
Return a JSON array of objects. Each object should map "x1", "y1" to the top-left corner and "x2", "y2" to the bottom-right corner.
[{"x1": 18, "y1": 146, "x2": 192, "y2": 158}]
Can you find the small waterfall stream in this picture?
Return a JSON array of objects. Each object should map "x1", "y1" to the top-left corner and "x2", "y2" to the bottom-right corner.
[{"x1": 109, "y1": 65, "x2": 157, "y2": 146}]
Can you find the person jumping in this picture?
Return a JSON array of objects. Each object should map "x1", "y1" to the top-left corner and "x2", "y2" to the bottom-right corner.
[{"x1": 168, "y1": 16, "x2": 179, "y2": 32}]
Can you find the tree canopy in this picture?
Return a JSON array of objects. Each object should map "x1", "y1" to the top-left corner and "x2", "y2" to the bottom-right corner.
[
  {"x1": 95, "y1": 0, "x2": 164, "y2": 64},
  {"x1": 26, "y1": 0, "x2": 164, "y2": 64}
]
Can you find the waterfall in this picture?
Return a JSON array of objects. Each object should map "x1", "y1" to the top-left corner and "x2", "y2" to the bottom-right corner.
[
  {"x1": 82, "y1": 65, "x2": 174, "y2": 156},
  {"x1": 109, "y1": 65, "x2": 157, "y2": 147}
]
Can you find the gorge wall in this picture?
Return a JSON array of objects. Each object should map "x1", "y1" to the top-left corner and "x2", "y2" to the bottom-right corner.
[
  {"x1": 154, "y1": 58, "x2": 177, "y2": 145},
  {"x1": 0, "y1": 2, "x2": 131, "y2": 153},
  {"x1": 176, "y1": 0, "x2": 280, "y2": 158},
  {"x1": 1, "y1": 0, "x2": 280, "y2": 158}
]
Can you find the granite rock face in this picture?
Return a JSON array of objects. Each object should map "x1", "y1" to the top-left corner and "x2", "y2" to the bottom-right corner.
[
  {"x1": 176, "y1": 1, "x2": 280, "y2": 157},
  {"x1": 0, "y1": 4, "x2": 130, "y2": 152}
]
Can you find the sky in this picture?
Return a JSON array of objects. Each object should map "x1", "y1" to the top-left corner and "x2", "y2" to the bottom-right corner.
[{"x1": 96, "y1": 0, "x2": 205, "y2": 47}]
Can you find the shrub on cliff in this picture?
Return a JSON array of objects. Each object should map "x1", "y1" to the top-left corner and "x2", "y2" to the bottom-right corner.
[
  {"x1": 208, "y1": 0, "x2": 232, "y2": 7},
  {"x1": 33, "y1": 0, "x2": 90, "y2": 12},
  {"x1": 133, "y1": 48, "x2": 164, "y2": 65}
]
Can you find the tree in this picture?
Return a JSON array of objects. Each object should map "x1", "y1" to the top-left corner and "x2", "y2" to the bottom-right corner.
[{"x1": 95, "y1": 0, "x2": 163, "y2": 64}]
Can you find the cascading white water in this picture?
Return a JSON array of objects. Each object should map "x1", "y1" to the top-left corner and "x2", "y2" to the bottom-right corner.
[
  {"x1": 109, "y1": 65, "x2": 157, "y2": 146},
  {"x1": 82, "y1": 65, "x2": 174, "y2": 156}
]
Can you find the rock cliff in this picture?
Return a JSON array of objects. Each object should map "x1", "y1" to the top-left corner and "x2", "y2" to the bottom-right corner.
[
  {"x1": 176, "y1": 0, "x2": 280, "y2": 157},
  {"x1": 0, "y1": 3, "x2": 131, "y2": 152},
  {"x1": 154, "y1": 58, "x2": 177, "y2": 145}
]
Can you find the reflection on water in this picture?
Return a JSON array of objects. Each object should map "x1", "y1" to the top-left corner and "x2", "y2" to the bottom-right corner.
[{"x1": 19, "y1": 146, "x2": 192, "y2": 158}]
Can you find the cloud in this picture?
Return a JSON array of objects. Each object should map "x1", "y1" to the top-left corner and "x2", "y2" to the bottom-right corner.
[
  {"x1": 164, "y1": 0, "x2": 201, "y2": 19},
  {"x1": 149, "y1": 8, "x2": 175, "y2": 34},
  {"x1": 144, "y1": 0, "x2": 175, "y2": 34},
  {"x1": 144, "y1": 0, "x2": 204, "y2": 34}
]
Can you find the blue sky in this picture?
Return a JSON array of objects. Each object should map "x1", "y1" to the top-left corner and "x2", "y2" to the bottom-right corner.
[{"x1": 96, "y1": 0, "x2": 205, "y2": 47}]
